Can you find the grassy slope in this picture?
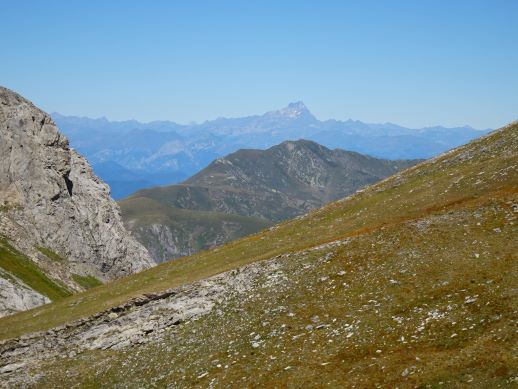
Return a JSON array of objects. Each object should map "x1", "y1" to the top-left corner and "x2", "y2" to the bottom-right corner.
[
  {"x1": 71, "y1": 274, "x2": 103, "y2": 290},
  {"x1": 0, "y1": 123, "x2": 516, "y2": 347},
  {"x1": 0, "y1": 238, "x2": 71, "y2": 301},
  {"x1": 120, "y1": 196, "x2": 273, "y2": 260},
  {"x1": 120, "y1": 196, "x2": 272, "y2": 233},
  {"x1": 35, "y1": 246, "x2": 64, "y2": 262},
  {"x1": 35, "y1": 193, "x2": 517, "y2": 387}
]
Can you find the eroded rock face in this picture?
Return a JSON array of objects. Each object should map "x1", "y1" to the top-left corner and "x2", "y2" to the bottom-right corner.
[
  {"x1": 0, "y1": 272, "x2": 50, "y2": 317},
  {"x1": 0, "y1": 86, "x2": 154, "y2": 282}
]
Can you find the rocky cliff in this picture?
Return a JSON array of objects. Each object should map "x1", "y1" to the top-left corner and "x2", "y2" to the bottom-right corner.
[{"x1": 0, "y1": 87, "x2": 154, "y2": 316}]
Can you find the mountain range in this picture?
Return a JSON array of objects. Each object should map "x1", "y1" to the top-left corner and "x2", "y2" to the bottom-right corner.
[
  {"x1": 1, "y1": 112, "x2": 515, "y2": 387},
  {"x1": 53, "y1": 102, "x2": 490, "y2": 198},
  {"x1": 121, "y1": 140, "x2": 419, "y2": 262}
]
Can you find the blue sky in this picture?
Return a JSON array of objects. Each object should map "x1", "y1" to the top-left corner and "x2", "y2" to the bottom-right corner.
[{"x1": 2, "y1": 0, "x2": 517, "y2": 128}]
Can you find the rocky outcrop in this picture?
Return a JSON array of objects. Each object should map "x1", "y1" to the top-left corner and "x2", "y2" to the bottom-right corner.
[
  {"x1": 0, "y1": 248, "x2": 293, "y2": 387},
  {"x1": 0, "y1": 86, "x2": 154, "y2": 314},
  {"x1": 0, "y1": 271, "x2": 49, "y2": 317}
]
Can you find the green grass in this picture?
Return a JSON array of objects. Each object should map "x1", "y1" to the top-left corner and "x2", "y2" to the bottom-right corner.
[
  {"x1": 36, "y1": 246, "x2": 65, "y2": 262},
  {"x1": 0, "y1": 238, "x2": 72, "y2": 301},
  {"x1": 0, "y1": 202, "x2": 21, "y2": 213},
  {"x1": 0, "y1": 123, "x2": 516, "y2": 344},
  {"x1": 121, "y1": 195, "x2": 272, "y2": 229},
  {"x1": 31, "y1": 194, "x2": 518, "y2": 388},
  {"x1": 72, "y1": 273, "x2": 103, "y2": 289},
  {"x1": 120, "y1": 196, "x2": 273, "y2": 261}
]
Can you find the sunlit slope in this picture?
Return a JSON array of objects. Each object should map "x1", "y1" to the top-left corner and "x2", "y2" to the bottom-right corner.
[
  {"x1": 36, "y1": 181, "x2": 517, "y2": 387},
  {"x1": 0, "y1": 122, "x2": 515, "y2": 342},
  {"x1": 0, "y1": 238, "x2": 71, "y2": 302}
]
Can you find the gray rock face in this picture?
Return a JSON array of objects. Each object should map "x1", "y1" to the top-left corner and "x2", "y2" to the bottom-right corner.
[
  {"x1": 0, "y1": 87, "x2": 154, "y2": 307},
  {"x1": 0, "y1": 271, "x2": 50, "y2": 317}
]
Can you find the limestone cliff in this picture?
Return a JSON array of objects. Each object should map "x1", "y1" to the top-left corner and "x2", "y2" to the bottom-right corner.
[{"x1": 0, "y1": 86, "x2": 154, "y2": 316}]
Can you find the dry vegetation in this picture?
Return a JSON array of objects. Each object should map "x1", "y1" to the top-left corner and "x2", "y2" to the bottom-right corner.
[{"x1": 0, "y1": 122, "x2": 516, "y2": 387}]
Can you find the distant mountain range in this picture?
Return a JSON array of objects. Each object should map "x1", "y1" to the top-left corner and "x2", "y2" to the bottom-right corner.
[
  {"x1": 52, "y1": 103, "x2": 490, "y2": 199},
  {"x1": 120, "y1": 140, "x2": 419, "y2": 262}
]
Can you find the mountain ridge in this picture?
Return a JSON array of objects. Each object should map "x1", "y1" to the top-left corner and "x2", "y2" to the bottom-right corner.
[
  {"x1": 0, "y1": 119, "x2": 515, "y2": 387},
  {"x1": 52, "y1": 104, "x2": 490, "y2": 199},
  {"x1": 121, "y1": 139, "x2": 420, "y2": 262}
]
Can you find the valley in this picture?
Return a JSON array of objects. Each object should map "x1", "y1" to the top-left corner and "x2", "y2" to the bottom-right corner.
[{"x1": 3, "y1": 3, "x2": 516, "y2": 387}]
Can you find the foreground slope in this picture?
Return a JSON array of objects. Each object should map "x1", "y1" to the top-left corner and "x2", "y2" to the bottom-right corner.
[
  {"x1": 0, "y1": 121, "x2": 516, "y2": 387},
  {"x1": 0, "y1": 87, "x2": 154, "y2": 316},
  {"x1": 122, "y1": 140, "x2": 418, "y2": 262}
]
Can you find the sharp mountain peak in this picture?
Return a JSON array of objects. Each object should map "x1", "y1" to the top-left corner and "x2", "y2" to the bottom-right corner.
[{"x1": 265, "y1": 101, "x2": 315, "y2": 120}]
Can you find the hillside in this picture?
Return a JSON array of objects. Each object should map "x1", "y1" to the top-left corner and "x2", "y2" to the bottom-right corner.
[
  {"x1": 0, "y1": 87, "x2": 154, "y2": 317},
  {"x1": 120, "y1": 197, "x2": 272, "y2": 261},
  {"x1": 121, "y1": 140, "x2": 418, "y2": 262},
  {"x1": 53, "y1": 103, "x2": 490, "y2": 198},
  {"x1": 0, "y1": 119, "x2": 515, "y2": 387}
]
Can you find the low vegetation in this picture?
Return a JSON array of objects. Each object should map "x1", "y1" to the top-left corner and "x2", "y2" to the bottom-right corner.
[
  {"x1": 120, "y1": 196, "x2": 272, "y2": 262},
  {"x1": 33, "y1": 198, "x2": 517, "y2": 387},
  {"x1": 0, "y1": 238, "x2": 71, "y2": 301},
  {"x1": 0, "y1": 123, "x2": 516, "y2": 387},
  {"x1": 36, "y1": 246, "x2": 64, "y2": 262},
  {"x1": 71, "y1": 274, "x2": 103, "y2": 290}
]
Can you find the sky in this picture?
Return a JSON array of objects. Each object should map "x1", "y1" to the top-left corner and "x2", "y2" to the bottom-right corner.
[{"x1": 2, "y1": 0, "x2": 517, "y2": 129}]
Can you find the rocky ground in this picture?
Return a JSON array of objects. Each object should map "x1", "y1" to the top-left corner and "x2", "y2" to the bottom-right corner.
[
  {"x1": 1, "y1": 195, "x2": 517, "y2": 387},
  {"x1": 0, "y1": 246, "x2": 296, "y2": 386}
]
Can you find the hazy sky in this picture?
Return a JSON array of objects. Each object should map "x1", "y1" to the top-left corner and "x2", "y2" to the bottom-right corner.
[{"x1": 2, "y1": 0, "x2": 517, "y2": 128}]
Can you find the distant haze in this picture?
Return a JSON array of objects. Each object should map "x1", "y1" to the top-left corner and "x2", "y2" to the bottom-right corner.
[{"x1": 53, "y1": 102, "x2": 491, "y2": 199}]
